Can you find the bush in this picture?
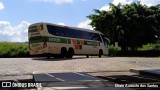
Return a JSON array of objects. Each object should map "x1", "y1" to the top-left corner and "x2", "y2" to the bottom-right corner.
[
  {"x1": 138, "y1": 43, "x2": 160, "y2": 50},
  {"x1": 108, "y1": 45, "x2": 121, "y2": 56},
  {"x1": 108, "y1": 43, "x2": 160, "y2": 57}
]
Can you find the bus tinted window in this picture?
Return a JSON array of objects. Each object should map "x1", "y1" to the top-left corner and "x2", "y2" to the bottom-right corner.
[{"x1": 47, "y1": 25, "x2": 102, "y2": 41}]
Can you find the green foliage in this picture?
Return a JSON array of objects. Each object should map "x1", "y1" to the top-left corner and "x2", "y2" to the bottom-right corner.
[
  {"x1": 0, "y1": 42, "x2": 29, "y2": 57},
  {"x1": 108, "y1": 45, "x2": 121, "y2": 56},
  {"x1": 138, "y1": 43, "x2": 160, "y2": 50},
  {"x1": 108, "y1": 43, "x2": 160, "y2": 57},
  {"x1": 88, "y1": 2, "x2": 160, "y2": 51}
]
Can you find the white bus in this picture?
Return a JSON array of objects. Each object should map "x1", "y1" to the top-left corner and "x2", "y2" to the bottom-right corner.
[{"x1": 28, "y1": 22, "x2": 108, "y2": 58}]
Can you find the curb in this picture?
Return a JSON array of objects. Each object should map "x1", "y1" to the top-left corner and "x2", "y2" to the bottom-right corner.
[{"x1": 130, "y1": 69, "x2": 160, "y2": 78}]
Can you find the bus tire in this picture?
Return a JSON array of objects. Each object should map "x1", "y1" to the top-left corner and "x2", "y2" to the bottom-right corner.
[
  {"x1": 61, "y1": 47, "x2": 67, "y2": 58},
  {"x1": 46, "y1": 54, "x2": 51, "y2": 59},
  {"x1": 86, "y1": 54, "x2": 89, "y2": 58},
  {"x1": 99, "y1": 49, "x2": 103, "y2": 58},
  {"x1": 66, "y1": 48, "x2": 74, "y2": 58},
  {"x1": 47, "y1": 56, "x2": 50, "y2": 59}
]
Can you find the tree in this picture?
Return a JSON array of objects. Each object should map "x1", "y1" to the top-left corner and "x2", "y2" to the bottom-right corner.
[{"x1": 88, "y1": 2, "x2": 160, "y2": 51}]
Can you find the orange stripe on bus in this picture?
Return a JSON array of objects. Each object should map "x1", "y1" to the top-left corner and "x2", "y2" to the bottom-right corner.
[
  {"x1": 80, "y1": 40, "x2": 84, "y2": 45},
  {"x1": 72, "y1": 39, "x2": 79, "y2": 50}
]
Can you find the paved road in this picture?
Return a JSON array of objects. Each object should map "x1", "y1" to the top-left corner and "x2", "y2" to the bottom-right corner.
[{"x1": 0, "y1": 57, "x2": 160, "y2": 80}]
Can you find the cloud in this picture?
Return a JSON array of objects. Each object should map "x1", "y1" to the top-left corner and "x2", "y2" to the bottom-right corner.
[
  {"x1": 77, "y1": 20, "x2": 93, "y2": 30},
  {"x1": 57, "y1": 23, "x2": 65, "y2": 25},
  {"x1": 0, "y1": 2, "x2": 4, "y2": 10},
  {"x1": 112, "y1": 0, "x2": 160, "y2": 6},
  {"x1": 33, "y1": 0, "x2": 73, "y2": 4},
  {"x1": 100, "y1": 0, "x2": 134, "y2": 11},
  {"x1": 32, "y1": 0, "x2": 88, "y2": 4},
  {"x1": 112, "y1": 0, "x2": 133, "y2": 5},
  {"x1": 100, "y1": 5, "x2": 110, "y2": 11},
  {"x1": 100, "y1": 0, "x2": 160, "y2": 12},
  {"x1": 138, "y1": 0, "x2": 160, "y2": 6},
  {"x1": 0, "y1": 21, "x2": 31, "y2": 42}
]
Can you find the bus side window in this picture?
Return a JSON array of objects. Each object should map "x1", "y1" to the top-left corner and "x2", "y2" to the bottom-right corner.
[{"x1": 76, "y1": 30, "x2": 82, "y2": 39}]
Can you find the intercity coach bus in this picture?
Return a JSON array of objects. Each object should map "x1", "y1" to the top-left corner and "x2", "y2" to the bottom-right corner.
[{"x1": 28, "y1": 22, "x2": 109, "y2": 58}]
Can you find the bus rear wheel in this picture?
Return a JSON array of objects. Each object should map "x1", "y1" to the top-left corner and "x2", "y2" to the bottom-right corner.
[
  {"x1": 61, "y1": 47, "x2": 67, "y2": 58},
  {"x1": 66, "y1": 48, "x2": 74, "y2": 58},
  {"x1": 99, "y1": 50, "x2": 103, "y2": 58}
]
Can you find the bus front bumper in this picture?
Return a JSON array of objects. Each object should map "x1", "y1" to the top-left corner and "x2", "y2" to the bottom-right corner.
[{"x1": 29, "y1": 47, "x2": 48, "y2": 55}]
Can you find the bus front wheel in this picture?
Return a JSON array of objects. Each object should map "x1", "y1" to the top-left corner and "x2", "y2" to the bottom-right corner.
[
  {"x1": 47, "y1": 54, "x2": 51, "y2": 59},
  {"x1": 99, "y1": 50, "x2": 103, "y2": 58}
]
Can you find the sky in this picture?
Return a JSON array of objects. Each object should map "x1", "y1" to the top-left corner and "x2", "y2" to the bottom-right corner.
[{"x1": 0, "y1": 0, "x2": 160, "y2": 42}]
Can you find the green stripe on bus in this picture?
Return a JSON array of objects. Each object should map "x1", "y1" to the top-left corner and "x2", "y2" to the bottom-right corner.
[
  {"x1": 29, "y1": 36, "x2": 99, "y2": 46},
  {"x1": 29, "y1": 36, "x2": 46, "y2": 43},
  {"x1": 84, "y1": 41, "x2": 99, "y2": 46},
  {"x1": 48, "y1": 37, "x2": 67, "y2": 43},
  {"x1": 84, "y1": 41, "x2": 87, "y2": 45},
  {"x1": 67, "y1": 39, "x2": 71, "y2": 44},
  {"x1": 77, "y1": 40, "x2": 80, "y2": 45},
  {"x1": 79, "y1": 45, "x2": 82, "y2": 49}
]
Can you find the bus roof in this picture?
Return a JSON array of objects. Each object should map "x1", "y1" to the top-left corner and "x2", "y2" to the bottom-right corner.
[{"x1": 29, "y1": 22, "x2": 103, "y2": 35}]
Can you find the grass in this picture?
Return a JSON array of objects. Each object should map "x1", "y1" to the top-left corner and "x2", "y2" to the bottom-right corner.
[{"x1": 0, "y1": 42, "x2": 29, "y2": 58}]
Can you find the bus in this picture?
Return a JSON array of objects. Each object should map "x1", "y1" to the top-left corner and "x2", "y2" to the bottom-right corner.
[{"x1": 28, "y1": 22, "x2": 109, "y2": 58}]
